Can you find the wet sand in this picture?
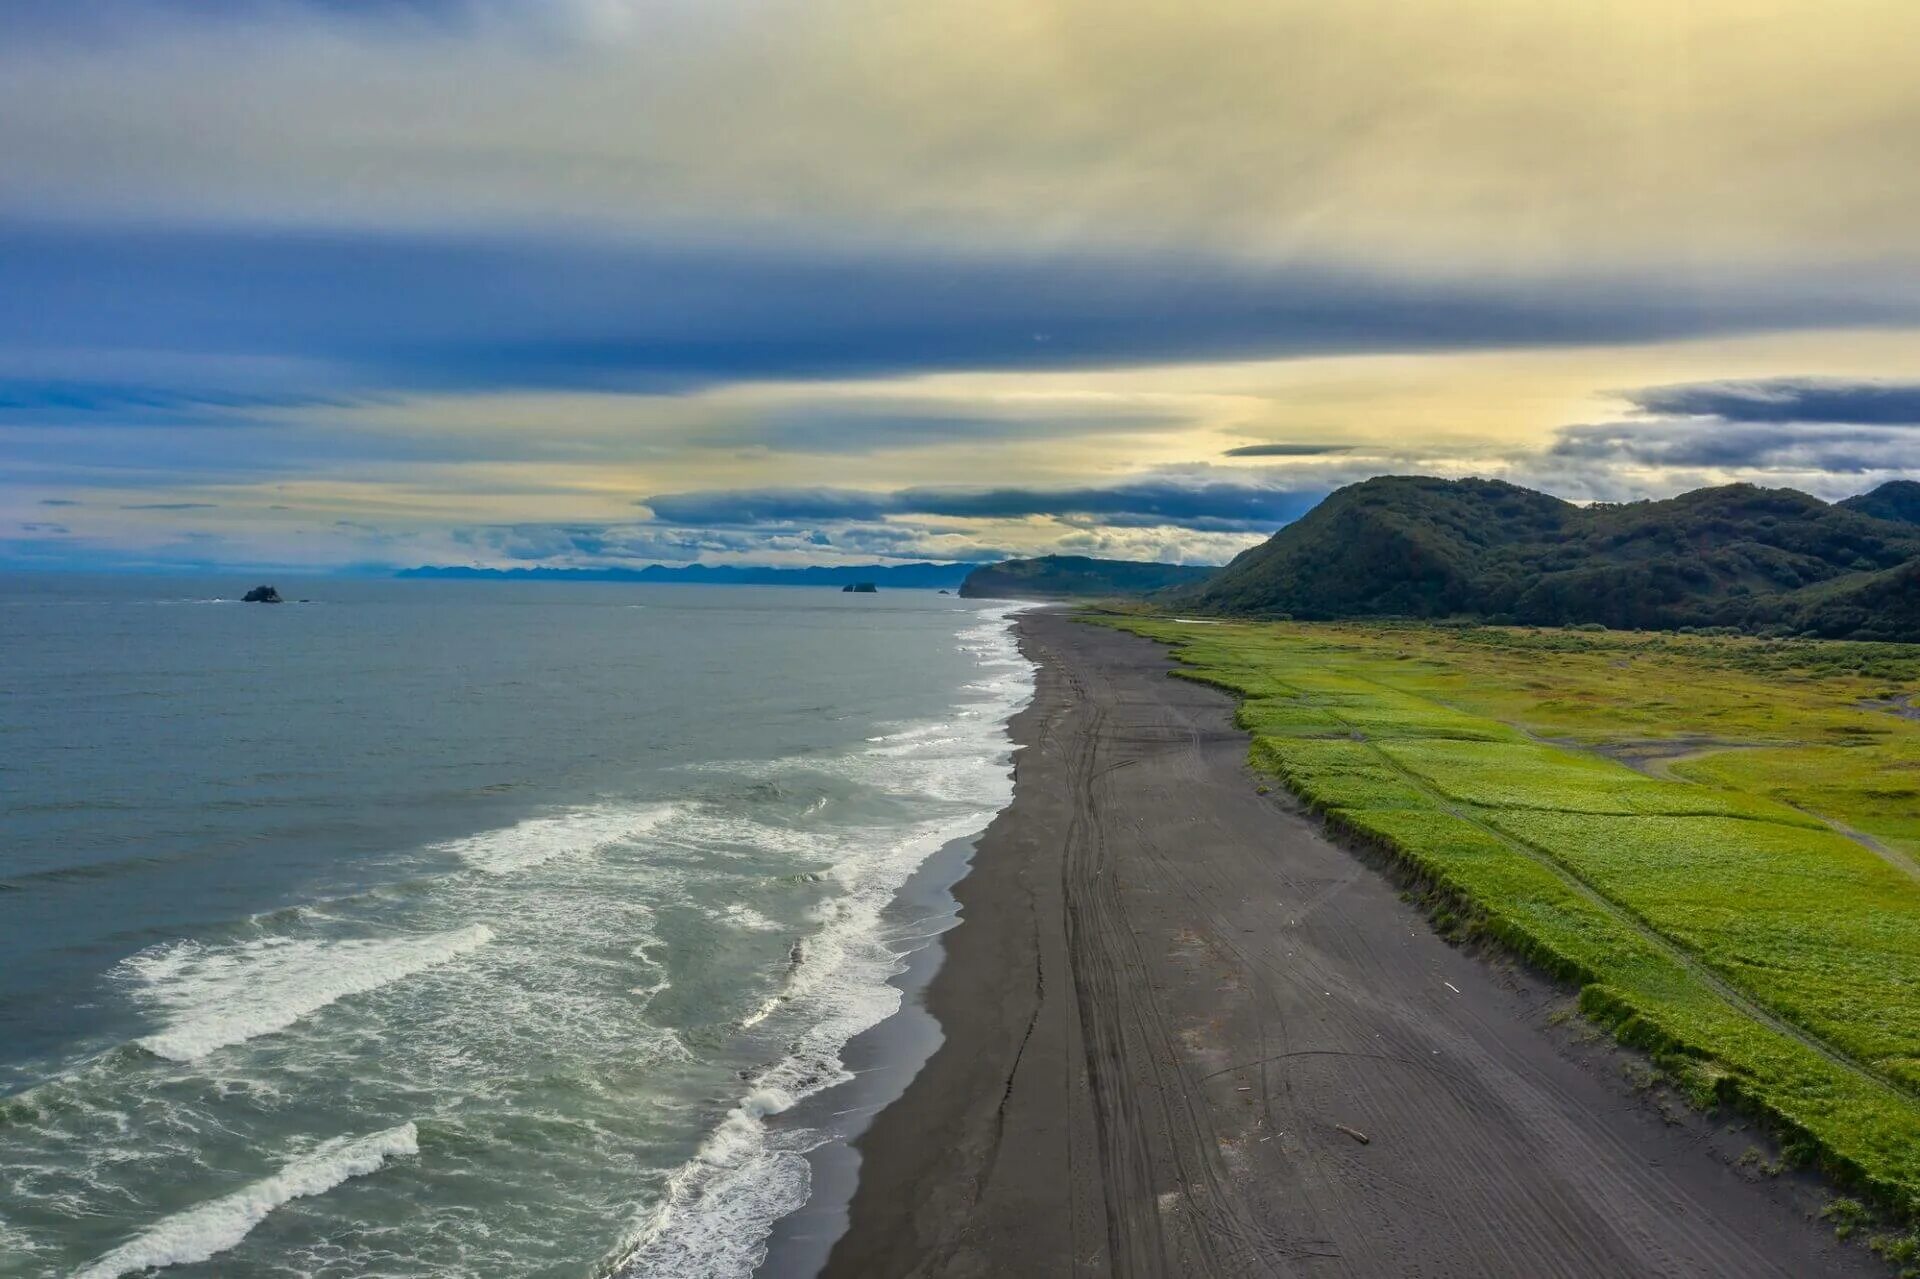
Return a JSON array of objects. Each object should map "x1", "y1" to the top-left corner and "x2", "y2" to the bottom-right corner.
[{"x1": 820, "y1": 612, "x2": 1878, "y2": 1278}]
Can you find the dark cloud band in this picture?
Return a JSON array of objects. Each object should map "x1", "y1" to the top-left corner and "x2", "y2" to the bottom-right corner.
[
  {"x1": 1626, "y1": 378, "x2": 1920, "y2": 425},
  {"x1": 640, "y1": 479, "x2": 1328, "y2": 533},
  {"x1": 6, "y1": 221, "x2": 1918, "y2": 400},
  {"x1": 1550, "y1": 421, "x2": 1920, "y2": 473}
]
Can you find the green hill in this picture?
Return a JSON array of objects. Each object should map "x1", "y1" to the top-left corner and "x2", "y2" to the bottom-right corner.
[
  {"x1": 1183, "y1": 477, "x2": 1920, "y2": 639},
  {"x1": 1839, "y1": 479, "x2": 1920, "y2": 526},
  {"x1": 1766, "y1": 556, "x2": 1920, "y2": 642},
  {"x1": 958, "y1": 554, "x2": 1214, "y2": 600}
]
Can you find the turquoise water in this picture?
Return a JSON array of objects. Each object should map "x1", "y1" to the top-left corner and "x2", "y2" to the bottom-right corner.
[{"x1": 0, "y1": 577, "x2": 1030, "y2": 1277}]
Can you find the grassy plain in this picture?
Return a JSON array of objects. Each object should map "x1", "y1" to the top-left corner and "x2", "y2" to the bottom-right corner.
[{"x1": 1100, "y1": 615, "x2": 1920, "y2": 1219}]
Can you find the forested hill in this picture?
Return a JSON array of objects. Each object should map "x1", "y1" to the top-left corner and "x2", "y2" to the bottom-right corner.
[
  {"x1": 1839, "y1": 479, "x2": 1920, "y2": 526},
  {"x1": 1182, "y1": 476, "x2": 1920, "y2": 641},
  {"x1": 958, "y1": 555, "x2": 1214, "y2": 599}
]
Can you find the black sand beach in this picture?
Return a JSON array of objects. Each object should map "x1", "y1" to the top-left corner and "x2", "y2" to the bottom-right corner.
[{"x1": 822, "y1": 611, "x2": 1876, "y2": 1278}]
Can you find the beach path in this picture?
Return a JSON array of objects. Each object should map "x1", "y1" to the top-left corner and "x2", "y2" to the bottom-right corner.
[{"x1": 822, "y1": 612, "x2": 1879, "y2": 1278}]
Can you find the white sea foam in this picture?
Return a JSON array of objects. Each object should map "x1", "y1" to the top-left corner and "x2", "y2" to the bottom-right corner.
[
  {"x1": 617, "y1": 812, "x2": 1007, "y2": 1276},
  {"x1": 0, "y1": 1214, "x2": 41, "y2": 1261},
  {"x1": 437, "y1": 803, "x2": 680, "y2": 875},
  {"x1": 719, "y1": 903, "x2": 781, "y2": 932},
  {"x1": 125, "y1": 926, "x2": 494, "y2": 1061},
  {"x1": 611, "y1": 604, "x2": 1036, "y2": 1278},
  {"x1": 74, "y1": 1123, "x2": 418, "y2": 1279},
  {"x1": 864, "y1": 731, "x2": 964, "y2": 757},
  {"x1": 865, "y1": 721, "x2": 954, "y2": 745},
  {"x1": 608, "y1": 1087, "x2": 811, "y2": 1279}
]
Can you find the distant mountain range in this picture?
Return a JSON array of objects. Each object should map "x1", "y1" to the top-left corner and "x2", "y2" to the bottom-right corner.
[
  {"x1": 957, "y1": 555, "x2": 1215, "y2": 600},
  {"x1": 1182, "y1": 477, "x2": 1920, "y2": 641},
  {"x1": 397, "y1": 561, "x2": 974, "y2": 589}
]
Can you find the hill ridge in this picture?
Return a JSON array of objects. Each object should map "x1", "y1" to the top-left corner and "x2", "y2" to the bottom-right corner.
[{"x1": 1184, "y1": 476, "x2": 1920, "y2": 641}]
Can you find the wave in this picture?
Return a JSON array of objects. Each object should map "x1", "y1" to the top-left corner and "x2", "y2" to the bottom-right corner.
[
  {"x1": 436, "y1": 804, "x2": 680, "y2": 875},
  {"x1": 123, "y1": 926, "x2": 493, "y2": 1061},
  {"x1": 614, "y1": 808, "x2": 1021, "y2": 1277},
  {"x1": 604, "y1": 1089, "x2": 810, "y2": 1279},
  {"x1": 608, "y1": 605, "x2": 1037, "y2": 1277},
  {"x1": 73, "y1": 1122, "x2": 418, "y2": 1279}
]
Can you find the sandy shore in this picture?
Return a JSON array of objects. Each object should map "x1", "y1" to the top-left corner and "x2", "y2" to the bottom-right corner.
[{"x1": 818, "y1": 612, "x2": 1877, "y2": 1278}]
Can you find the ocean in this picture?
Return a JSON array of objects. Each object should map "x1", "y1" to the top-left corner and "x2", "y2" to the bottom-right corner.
[{"x1": 0, "y1": 575, "x2": 1032, "y2": 1278}]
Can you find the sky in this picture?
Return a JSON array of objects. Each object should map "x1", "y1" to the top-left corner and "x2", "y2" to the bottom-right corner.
[{"x1": 3, "y1": 0, "x2": 1920, "y2": 573}]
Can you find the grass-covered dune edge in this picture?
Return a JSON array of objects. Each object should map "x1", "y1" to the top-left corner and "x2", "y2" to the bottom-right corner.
[{"x1": 1094, "y1": 612, "x2": 1920, "y2": 1236}]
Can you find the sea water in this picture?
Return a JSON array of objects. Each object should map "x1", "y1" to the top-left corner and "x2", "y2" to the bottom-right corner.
[{"x1": 0, "y1": 576, "x2": 1032, "y2": 1277}]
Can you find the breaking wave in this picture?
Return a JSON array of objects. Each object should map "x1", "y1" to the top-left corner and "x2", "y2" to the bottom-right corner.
[
  {"x1": 74, "y1": 1123, "x2": 419, "y2": 1279},
  {"x1": 124, "y1": 927, "x2": 494, "y2": 1061},
  {"x1": 436, "y1": 803, "x2": 681, "y2": 875}
]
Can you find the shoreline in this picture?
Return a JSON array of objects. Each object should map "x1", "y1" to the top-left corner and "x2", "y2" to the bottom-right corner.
[
  {"x1": 756, "y1": 830, "x2": 973, "y2": 1277},
  {"x1": 755, "y1": 602, "x2": 1046, "y2": 1277},
  {"x1": 813, "y1": 611, "x2": 1879, "y2": 1278}
]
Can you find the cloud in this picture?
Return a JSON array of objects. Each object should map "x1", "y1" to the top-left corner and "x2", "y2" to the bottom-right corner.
[
  {"x1": 641, "y1": 477, "x2": 1326, "y2": 534},
  {"x1": 702, "y1": 401, "x2": 1181, "y2": 453},
  {"x1": 4, "y1": 0, "x2": 619, "y2": 44},
  {"x1": 38, "y1": 498, "x2": 80, "y2": 506},
  {"x1": 1052, "y1": 528, "x2": 1258, "y2": 565},
  {"x1": 0, "y1": 378, "x2": 351, "y2": 423},
  {"x1": 446, "y1": 519, "x2": 1020, "y2": 567},
  {"x1": 900, "y1": 478, "x2": 1329, "y2": 531},
  {"x1": 1548, "y1": 420, "x2": 1920, "y2": 475},
  {"x1": 6, "y1": 0, "x2": 1920, "y2": 278},
  {"x1": 426, "y1": 511, "x2": 1265, "y2": 570},
  {"x1": 1221, "y1": 443, "x2": 1352, "y2": 458},
  {"x1": 387, "y1": 473, "x2": 1330, "y2": 574},
  {"x1": 456, "y1": 523, "x2": 737, "y2": 564},
  {"x1": 118, "y1": 501, "x2": 218, "y2": 510},
  {"x1": 1624, "y1": 378, "x2": 1920, "y2": 426},
  {"x1": 1544, "y1": 376, "x2": 1920, "y2": 478},
  {"x1": 639, "y1": 489, "x2": 892, "y2": 525},
  {"x1": 6, "y1": 222, "x2": 1919, "y2": 403}
]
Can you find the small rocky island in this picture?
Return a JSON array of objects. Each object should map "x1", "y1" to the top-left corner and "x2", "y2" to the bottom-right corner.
[
  {"x1": 842, "y1": 582, "x2": 878, "y2": 593},
  {"x1": 241, "y1": 585, "x2": 283, "y2": 603}
]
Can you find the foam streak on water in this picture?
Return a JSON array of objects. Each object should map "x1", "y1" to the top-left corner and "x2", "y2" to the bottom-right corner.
[
  {"x1": 73, "y1": 1124, "x2": 419, "y2": 1279},
  {"x1": 123, "y1": 926, "x2": 495, "y2": 1061},
  {"x1": 437, "y1": 803, "x2": 680, "y2": 875}
]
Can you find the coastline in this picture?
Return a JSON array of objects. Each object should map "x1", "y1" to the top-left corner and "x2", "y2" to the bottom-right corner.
[
  {"x1": 756, "y1": 829, "x2": 974, "y2": 1277},
  {"x1": 752, "y1": 602, "x2": 1045, "y2": 1277},
  {"x1": 813, "y1": 611, "x2": 1878, "y2": 1278}
]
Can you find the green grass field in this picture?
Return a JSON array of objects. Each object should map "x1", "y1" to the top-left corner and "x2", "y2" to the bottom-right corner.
[{"x1": 1100, "y1": 614, "x2": 1920, "y2": 1221}]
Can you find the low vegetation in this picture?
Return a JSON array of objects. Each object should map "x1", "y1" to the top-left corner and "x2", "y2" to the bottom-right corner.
[{"x1": 1100, "y1": 613, "x2": 1920, "y2": 1216}]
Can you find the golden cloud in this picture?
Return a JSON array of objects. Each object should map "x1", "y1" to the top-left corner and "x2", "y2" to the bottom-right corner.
[{"x1": 4, "y1": 0, "x2": 1918, "y2": 270}]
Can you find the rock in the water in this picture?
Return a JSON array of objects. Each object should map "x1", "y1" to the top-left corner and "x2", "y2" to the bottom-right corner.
[
  {"x1": 841, "y1": 582, "x2": 878, "y2": 593},
  {"x1": 242, "y1": 584, "x2": 283, "y2": 603}
]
